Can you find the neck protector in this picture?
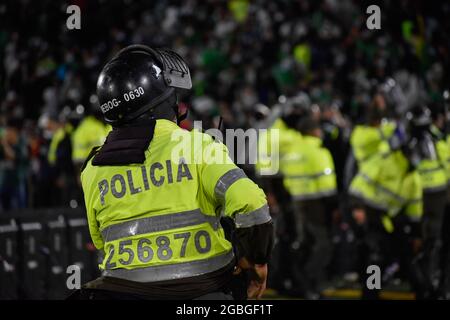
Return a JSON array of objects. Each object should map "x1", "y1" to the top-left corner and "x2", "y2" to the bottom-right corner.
[{"x1": 92, "y1": 121, "x2": 156, "y2": 166}]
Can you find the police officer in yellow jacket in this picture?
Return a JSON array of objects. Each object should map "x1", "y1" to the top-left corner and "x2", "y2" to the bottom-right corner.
[
  {"x1": 349, "y1": 93, "x2": 396, "y2": 174},
  {"x1": 349, "y1": 120, "x2": 423, "y2": 299},
  {"x1": 440, "y1": 97, "x2": 450, "y2": 298},
  {"x1": 442, "y1": 106, "x2": 450, "y2": 298},
  {"x1": 254, "y1": 94, "x2": 310, "y2": 295},
  {"x1": 350, "y1": 120, "x2": 396, "y2": 168},
  {"x1": 281, "y1": 115, "x2": 337, "y2": 298},
  {"x1": 47, "y1": 110, "x2": 76, "y2": 206},
  {"x1": 70, "y1": 45, "x2": 274, "y2": 300},
  {"x1": 72, "y1": 112, "x2": 111, "y2": 166},
  {"x1": 409, "y1": 105, "x2": 448, "y2": 298}
]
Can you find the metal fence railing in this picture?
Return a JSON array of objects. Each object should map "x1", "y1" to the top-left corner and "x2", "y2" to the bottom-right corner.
[{"x1": 0, "y1": 208, "x2": 99, "y2": 300}]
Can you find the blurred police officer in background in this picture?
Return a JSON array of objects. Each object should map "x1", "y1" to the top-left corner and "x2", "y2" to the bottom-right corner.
[
  {"x1": 254, "y1": 95, "x2": 300, "y2": 295},
  {"x1": 254, "y1": 94, "x2": 308, "y2": 296},
  {"x1": 69, "y1": 45, "x2": 274, "y2": 300},
  {"x1": 349, "y1": 103, "x2": 424, "y2": 299},
  {"x1": 439, "y1": 91, "x2": 450, "y2": 298},
  {"x1": 349, "y1": 93, "x2": 396, "y2": 172},
  {"x1": 279, "y1": 96, "x2": 337, "y2": 299},
  {"x1": 71, "y1": 100, "x2": 111, "y2": 174},
  {"x1": 407, "y1": 105, "x2": 448, "y2": 299},
  {"x1": 45, "y1": 107, "x2": 77, "y2": 207},
  {"x1": 254, "y1": 93, "x2": 337, "y2": 298}
]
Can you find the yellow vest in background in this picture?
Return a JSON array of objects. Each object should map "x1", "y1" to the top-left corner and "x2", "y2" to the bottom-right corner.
[
  {"x1": 72, "y1": 116, "x2": 111, "y2": 163},
  {"x1": 281, "y1": 134, "x2": 337, "y2": 200},
  {"x1": 349, "y1": 151, "x2": 422, "y2": 221},
  {"x1": 436, "y1": 137, "x2": 450, "y2": 185},
  {"x1": 350, "y1": 121, "x2": 396, "y2": 166},
  {"x1": 417, "y1": 155, "x2": 447, "y2": 193},
  {"x1": 256, "y1": 118, "x2": 298, "y2": 177},
  {"x1": 48, "y1": 123, "x2": 73, "y2": 165}
]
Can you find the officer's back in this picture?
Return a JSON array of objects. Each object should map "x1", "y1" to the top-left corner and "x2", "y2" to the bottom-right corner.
[{"x1": 73, "y1": 45, "x2": 274, "y2": 300}]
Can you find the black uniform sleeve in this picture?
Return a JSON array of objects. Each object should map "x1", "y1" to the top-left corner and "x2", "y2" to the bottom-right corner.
[{"x1": 234, "y1": 220, "x2": 274, "y2": 265}]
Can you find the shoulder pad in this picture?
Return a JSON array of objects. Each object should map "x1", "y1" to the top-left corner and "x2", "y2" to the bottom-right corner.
[{"x1": 80, "y1": 146, "x2": 101, "y2": 172}]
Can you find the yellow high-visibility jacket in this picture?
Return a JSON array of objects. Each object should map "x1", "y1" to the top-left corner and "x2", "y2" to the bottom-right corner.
[
  {"x1": 349, "y1": 150, "x2": 422, "y2": 221},
  {"x1": 280, "y1": 134, "x2": 337, "y2": 201},
  {"x1": 81, "y1": 119, "x2": 270, "y2": 282}
]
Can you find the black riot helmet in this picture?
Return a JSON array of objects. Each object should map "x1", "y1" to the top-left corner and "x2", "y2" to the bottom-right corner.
[
  {"x1": 402, "y1": 104, "x2": 440, "y2": 167},
  {"x1": 405, "y1": 104, "x2": 432, "y2": 138},
  {"x1": 281, "y1": 92, "x2": 311, "y2": 129},
  {"x1": 96, "y1": 44, "x2": 192, "y2": 126}
]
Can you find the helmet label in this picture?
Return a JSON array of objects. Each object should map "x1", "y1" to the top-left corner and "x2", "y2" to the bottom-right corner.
[
  {"x1": 100, "y1": 98, "x2": 120, "y2": 113},
  {"x1": 123, "y1": 87, "x2": 145, "y2": 102},
  {"x1": 100, "y1": 87, "x2": 146, "y2": 114}
]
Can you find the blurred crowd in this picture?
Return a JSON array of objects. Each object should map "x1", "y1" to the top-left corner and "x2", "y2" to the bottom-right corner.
[{"x1": 1, "y1": 0, "x2": 450, "y2": 298}]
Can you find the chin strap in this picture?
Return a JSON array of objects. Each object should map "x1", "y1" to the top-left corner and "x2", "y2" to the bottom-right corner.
[
  {"x1": 176, "y1": 108, "x2": 189, "y2": 125},
  {"x1": 172, "y1": 97, "x2": 189, "y2": 125}
]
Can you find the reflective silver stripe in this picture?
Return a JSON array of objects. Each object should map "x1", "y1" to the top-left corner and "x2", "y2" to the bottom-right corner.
[
  {"x1": 406, "y1": 198, "x2": 421, "y2": 205},
  {"x1": 292, "y1": 189, "x2": 337, "y2": 201},
  {"x1": 214, "y1": 168, "x2": 247, "y2": 200},
  {"x1": 285, "y1": 169, "x2": 334, "y2": 180},
  {"x1": 348, "y1": 188, "x2": 390, "y2": 212},
  {"x1": 101, "y1": 209, "x2": 219, "y2": 242},
  {"x1": 102, "y1": 250, "x2": 235, "y2": 283},
  {"x1": 359, "y1": 173, "x2": 405, "y2": 203},
  {"x1": 235, "y1": 204, "x2": 272, "y2": 228},
  {"x1": 419, "y1": 165, "x2": 445, "y2": 174}
]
